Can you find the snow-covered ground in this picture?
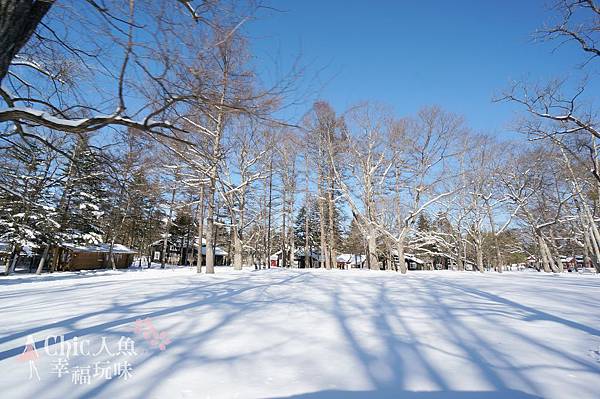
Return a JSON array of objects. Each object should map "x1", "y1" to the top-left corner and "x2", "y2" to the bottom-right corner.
[{"x1": 0, "y1": 267, "x2": 599, "y2": 399}]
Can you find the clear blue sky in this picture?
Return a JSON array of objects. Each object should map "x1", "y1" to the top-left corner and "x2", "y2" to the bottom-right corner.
[{"x1": 246, "y1": 0, "x2": 599, "y2": 137}]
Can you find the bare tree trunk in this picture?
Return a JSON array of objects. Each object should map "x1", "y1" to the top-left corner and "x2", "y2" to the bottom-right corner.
[
  {"x1": 109, "y1": 239, "x2": 116, "y2": 270},
  {"x1": 289, "y1": 223, "x2": 295, "y2": 268},
  {"x1": 319, "y1": 194, "x2": 328, "y2": 269},
  {"x1": 327, "y1": 181, "x2": 336, "y2": 271},
  {"x1": 537, "y1": 234, "x2": 552, "y2": 273},
  {"x1": 266, "y1": 157, "x2": 273, "y2": 268},
  {"x1": 367, "y1": 225, "x2": 379, "y2": 270},
  {"x1": 161, "y1": 184, "x2": 177, "y2": 269},
  {"x1": 0, "y1": 0, "x2": 53, "y2": 83},
  {"x1": 5, "y1": 245, "x2": 20, "y2": 275},
  {"x1": 304, "y1": 154, "x2": 310, "y2": 269},
  {"x1": 49, "y1": 246, "x2": 59, "y2": 272},
  {"x1": 457, "y1": 255, "x2": 464, "y2": 271},
  {"x1": 232, "y1": 225, "x2": 243, "y2": 270},
  {"x1": 316, "y1": 127, "x2": 330, "y2": 270},
  {"x1": 281, "y1": 186, "x2": 287, "y2": 268},
  {"x1": 539, "y1": 243, "x2": 550, "y2": 273},
  {"x1": 205, "y1": 185, "x2": 215, "y2": 274},
  {"x1": 396, "y1": 240, "x2": 407, "y2": 274},
  {"x1": 35, "y1": 244, "x2": 50, "y2": 275},
  {"x1": 486, "y1": 204, "x2": 503, "y2": 273},
  {"x1": 548, "y1": 230, "x2": 564, "y2": 273},
  {"x1": 587, "y1": 225, "x2": 600, "y2": 273},
  {"x1": 196, "y1": 186, "x2": 205, "y2": 273},
  {"x1": 475, "y1": 239, "x2": 484, "y2": 273},
  {"x1": 456, "y1": 233, "x2": 465, "y2": 271}
]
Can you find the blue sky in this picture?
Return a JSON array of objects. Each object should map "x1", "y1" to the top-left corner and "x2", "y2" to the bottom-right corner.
[{"x1": 246, "y1": 0, "x2": 599, "y2": 138}]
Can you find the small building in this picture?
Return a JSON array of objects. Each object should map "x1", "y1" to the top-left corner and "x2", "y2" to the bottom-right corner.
[
  {"x1": 269, "y1": 249, "x2": 300, "y2": 268},
  {"x1": 336, "y1": 253, "x2": 366, "y2": 269},
  {"x1": 269, "y1": 252, "x2": 282, "y2": 267},
  {"x1": 390, "y1": 252, "x2": 426, "y2": 270},
  {"x1": 269, "y1": 248, "x2": 321, "y2": 268},
  {"x1": 56, "y1": 243, "x2": 137, "y2": 271},
  {"x1": 561, "y1": 255, "x2": 587, "y2": 271},
  {"x1": 295, "y1": 248, "x2": 321, "y2": 268},
  {"x1": 150, "y1": 239, "x2": 228, "y2": 266},
  {"x1": 150, "y1": 239, "x2": 183, "y2": 265}
]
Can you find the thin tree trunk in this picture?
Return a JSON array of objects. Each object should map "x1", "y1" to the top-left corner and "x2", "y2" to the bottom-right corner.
[
  {"x1": 5, "y1": 245, "x2": 20, "y2": 275},
  {"x1": 205, "y1": 185, "x2": 215, "y2": 274},
  {"x1": 35, "y1": 244, "x2": 50, "y2": 275},
  {"x1": 304, "y1": 155, "x2": 310, "y2": 269},
  {"x1": 486, "y1": 203, "x2": 502, "y2": 273},
  {"x1": 109, "y1": 239, "x2": 116, "y2": 270},
  {"x1": 196, "y1": 186, "x2": 205, "y2": 273},
  {"x1": 281, "y1": 186, "x2": 287, "y2": 268},
  {"x1": 327, "y1": 182, "x2": 336, "y2": 271},
  {"x1": 233, "y1": 225, "x2": 243, "y2": 271},
  {"x1": 266, "y1": 157, "x2": 273, "y2": 268},
  {"x1": 161, "y1": 184, "x2": 177, "y2": 269},
  {"x1": 319, "y1": 195, "x2": 328, "y2": 269}
]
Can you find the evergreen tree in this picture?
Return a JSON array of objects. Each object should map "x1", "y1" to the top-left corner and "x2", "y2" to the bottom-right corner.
[
  {"x1": 293, "y1": 201, "x2": 320, "y2": 249},
  {"x1": 343, "y1": 217, "x2": 364, "y2": 254},
  {"x1": 56, "y1": 136, "x2": 108, "y2": 245},
  {"x1": 0, "y1": 137, "x2": 61, "y2": 254}
]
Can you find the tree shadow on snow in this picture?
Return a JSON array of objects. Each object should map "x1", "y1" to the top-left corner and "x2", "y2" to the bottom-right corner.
[
  {"x1": 273, "y1": 388, "x2": 542, "y2": 399},
  {"x1": 1, "y1": 269, "x2": 598, "y2": 399}
]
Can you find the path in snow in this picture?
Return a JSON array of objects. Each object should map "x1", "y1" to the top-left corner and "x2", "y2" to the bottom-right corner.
[{"x1": 0, "y1": 267, "x2": 599, "y2": 398}]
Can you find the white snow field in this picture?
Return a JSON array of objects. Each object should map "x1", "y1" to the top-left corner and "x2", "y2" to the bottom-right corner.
[{"x1": 0, "y1": 267, "x2": 599, "y2": 399}]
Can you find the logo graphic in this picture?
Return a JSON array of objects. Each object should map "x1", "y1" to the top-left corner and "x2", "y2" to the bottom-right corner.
[
  {"x1": 16, "y1": 318, "x2": 171, "y2": 384},
  {"x1": 133, "y1": 318, "x2": 171, "y2": 351},
  {"x1": 17, "y1": 335, "x2": 41, "y2": 381}
]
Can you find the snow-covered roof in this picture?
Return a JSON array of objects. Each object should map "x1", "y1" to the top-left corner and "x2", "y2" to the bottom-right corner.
[
  {"x1": 0, "y1": 242, "x2": 33, "y2": 256},
  {"x1": 201, "y1": 245, "x2": 228, "y2": 256},
  {"x1": 391, "y1": 251, "x2": 425, "y2": 265},
  {"x1": 62, "y1": 243, "x2": 137, "y2": 254},
  {"x1": 193, "y1": 239, "x2": 228, "y2": 256},
  {"x1": 295, "y1": 248, "x2": 320, "y2": 260},
  {"x1": 405, "y1": 253, "x2": 425, "y2": 265}
]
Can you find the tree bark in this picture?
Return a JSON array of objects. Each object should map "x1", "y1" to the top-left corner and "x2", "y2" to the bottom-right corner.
[
  {"x1": 486, "y1": 203, "x2": 503, "y2": 273},
  {"x1": 35, "y1": 244, "x2": 50, "y2": 275},
  {"x1": 196, "y1": 186, "x2": 205, "y2": 273},
  {"x1": 367, "y1": 225, "x2": 379, "y2": 270},
  {"x1": 232, "y1": 225, "x2": 243, "y2": 270},
  {"x1": 327, "y1": 181, "x2": 336, "y2": 270},
  {"x1": 318, "y1": 171, "x2": 329, "y2": 269},
  {"x1": 5, "y1": 245, "x2": 20, "y2": 275},
  {"x1": 161, "y1": 184, "x2": 177, "y2": 269},
  {"x1": 475, "y1": 240, "x2": 484, "y2": 273},
  {"x1": 0, "y1": 0, "x2": 53, "y2": 83},
  {"x1": 205, "y1": 184, "x2": 215, "y2": 274},
  {"x1": 396, "y1": 240, "x2": 407, "y2": 274}
]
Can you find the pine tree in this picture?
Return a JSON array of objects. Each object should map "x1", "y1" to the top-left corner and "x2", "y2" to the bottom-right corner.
[
  {"x1": 0, "y1": 136, "x2": 63, "y2": 274},
  {"x1": 294, "y1": 201, "x2": 320, "y2": 249},
  {"x1": 343, "y1": 217, "x2": 364, "y2": 254},
  {"x1": 56, "y1": 136, "x2": 107, "y2": 246}
]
